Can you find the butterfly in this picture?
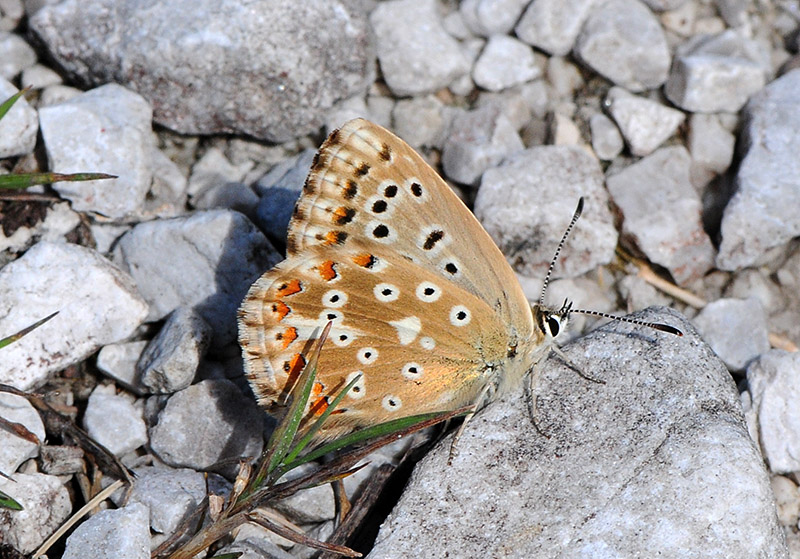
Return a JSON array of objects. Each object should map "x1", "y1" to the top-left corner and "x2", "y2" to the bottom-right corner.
[{"x1": 238, "y1": 118, "x2": 679, "y2": 442}]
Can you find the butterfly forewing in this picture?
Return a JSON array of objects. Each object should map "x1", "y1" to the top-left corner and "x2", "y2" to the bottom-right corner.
[
  {"x1": 291, "y1": 119, "x2": 532, "y2": 327},
  {"x1": 239, "y1": 119, "x2": 540, "y2": 440}
]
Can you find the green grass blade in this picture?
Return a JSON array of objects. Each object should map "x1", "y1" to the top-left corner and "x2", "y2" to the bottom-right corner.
[
  {"x1": 0, "y1": 172, "x2": 117, "y2": 190},
  {"x1": 280, "y1": 372, "x2": 363, "y2": 466},
  {"x1": 285, "y1": 407, "x2": 469, "y2": 471},
  {"x1": 0, "y1": 311, "x2": 58, "y2": 350},
  {"x1": 0, "y1": 489, "x2": 23, "y2": 511},
  {"x1": 263, "y1": 322, "x2": 332, "y2": 478},
  {"x1": 0, "y1": 87, "x2": 27, "y2": 121}
]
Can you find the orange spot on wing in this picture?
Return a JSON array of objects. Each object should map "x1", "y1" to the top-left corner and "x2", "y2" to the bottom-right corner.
[
  {"x1": 271, "y1": 301, "x2": 290, "y2": 321},
  {"x1": 317, "y1": 260, "x2": 337, "y2": 281},
  {"x1": 332, "y1": 206, "x2": 355, "y2": 225},
  {"x1": 323, "y1": 231, "x2": 347, "y2": 246},
  {"x1": 352, "y1": 253, "x2": 375, "y2": 268},
  {"x1": 309, "y1": 381, "x2": 329, "y2": 417},
  {"x1": 277, "y1": 279, "x2": 302, "y2": 297},
  {"x1": 276, "y1": 327, "x2": 298, "y2": 349}
]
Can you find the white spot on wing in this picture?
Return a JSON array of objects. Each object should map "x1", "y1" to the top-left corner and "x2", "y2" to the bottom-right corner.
[
  {"x1": 416, "y1": 281, "x2": 442, "y2": 302},
  {"x1": 449, "y1": 305, "x2": 471, "y2": 327},
  {"x1": 346, "y1": 371, "x2": 365, "y2": 399},
  {"x1": 382, "y1": 394, "x2": 402, "y2": 411},
  {"x1": 390, "y1": 316, "x2": 421, "y2": 345},
  {"x1": 374, "y1": 283, "x2": 400, "y2": 302},
  {"x1": 357, "y1": 347, "x2": 378, "y2": 365},
  {"x1": 322, "y1": 290, "x2": 347, "y2": 308},
  {"x1": 402, "y1": 362, "x2": 423, "y2": 380}
]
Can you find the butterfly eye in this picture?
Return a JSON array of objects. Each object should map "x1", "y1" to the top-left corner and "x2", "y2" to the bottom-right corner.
[{"x1": 546, "y1": 315, "x2": 561, "y2": 337}]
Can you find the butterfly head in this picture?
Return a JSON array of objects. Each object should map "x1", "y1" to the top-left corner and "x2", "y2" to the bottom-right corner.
[{"x1": 533, "y1": 298, "x2": 572, "y2": 343}]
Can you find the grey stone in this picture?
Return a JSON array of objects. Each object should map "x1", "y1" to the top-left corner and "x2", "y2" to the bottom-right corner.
[
  {"x1": 39, "y1": 445, "x2": 85, "y2": 476},
  {"x1": 660, "y1": 1, "x2": 696, "y2": 36},
  {"x1": 0, "y1": 242, "x2": 148, "y2": 391},
  {"x1": 747, "y1": 350, "x2": 800, "y2": 474},
  {"x1": 276, "y1": 441, "x2": 405, "y2": 524},
  {"x1": 546, "y1": 55, "x2": 585, "y2": 100},
  {"x1": 605, "y1": 86, "x2": 685, "y2": 156},
  {"x1": 515, "y1": 0, "x2": 597, "y2": 56},
  {"x1": 112, "y1": 209, "x2": 279, "y2": 345},
  {"x1": 367, "y1": 308, "x2": 787, "y2": 559},
  {"x1": 325, "y1": 95, "x2": 370, "y2": 132},
  {"x1": 476, "y1": 89, "x2": 534, "y2": 131},
  {"x1": 475, "y1": 145, "x2": 617, "y2": 279},
  {"x1": 589, "y1": 112, "x2": 624, "y2": 160},
  {"x1": 145, "y1": 145, "x2": 188, "y2": 219},
  {"x1": 149, "y1": 379, "x2": 263, "y2": 472},
  {"x1": 137, "y1": 307, "x2": 212, "y2": 394},
  {"x1": 715, "y1": 0, "x2": 749, "y2": 28},
  {"x1": 717, "y1": 69, "x2": 800, "y2": 271},
  {"x1": 687, "y1": 113, "x2": 736, "y2": 189},
  {"x1": 370, "y1": 0, "x2": 470, "y2": 96},
  {"x1": 723, "y1": 268, "x2": 784, "y2": 315},
  {"x1": 366, "y1": 94, "x2": 395, "y2": 128},
  {"x1": 119, "y1": 466, "x2": 206, "y2": 535},
  {"x1": 575, "y1": 0, "x2": 670, "y2": 92},
  {"x1": 641, "y1": 0, "x2": 688, "y2": 8},
  {"x1": 62, "y1": 502, "x2": 149, "y2": 559},
  {"x1": 693, "y1": 297, "x2": 770, "y2": 372},
  {"x1": 0, "y1": 201, "x2": 80, "y2": 255},
  {"x1": 771, "y1": 476, "x2": 800, "y2": 529},
  {"x1": 606, "y1": 146, "x2": 715, "y2": 285},
  {"x1": 0, "y1": 473, "x2": 72, "y2": 554},
  {"x1": 442, "y1": 105, "x2": 524, "y2": 186},
  {"x1": 0, "y1": 392, "x2": 45, "y2": 475},
  {"x1": 664, "y1": 30, "x2": 768, "y2": 112},
  {"x1": 0, "y1": 1, "x2": 24, "y2": 32},
  {"x1": 392, "y1": 95, "x2": 450, "y2": 149},
  {"x1": 472, "y1": 34, "x2": 541, "y2": 92},
  {"x1": 188, "y1": 147, "x2": 253, "y2": 199},
  {"x1": 0, "y1": 77, "x2": 37, "y2": 157},
  {"x1": 220, "y1": 522, "x2": 295, "y2": 559},
  {"x1": 253, "y1": 149, "x2": 317, "y2": 246},
  {"x1": 39, "y1": 84, "x2": 154, "y2": 220},
  {"x1": 83, "y1": 384, "x2": 148, "y2": 456},
  {"x1": 0, "y1": 30, "x2": 36, "y2": 79},
  {"x1": 550, "y1": 111, "x2": 581, "y2": 145},
  {"x1": 618, "y1": 274, "x2": 673, "y2": 312},
  {"x1": 20, "y1": 62, "x2": 62, "y2": 89},
  {"x1": 97, "y1": 341, "x2": 148, "y2": 393},
  {"x1": 459, "y1": 0, "x2": 530, "y2": 36},
  {"x1": 38, "y1": 83, "x2": 81, "y2": 106},
  {"x1": 30, "y1": 0, "x2": 373, "y2": 142}
]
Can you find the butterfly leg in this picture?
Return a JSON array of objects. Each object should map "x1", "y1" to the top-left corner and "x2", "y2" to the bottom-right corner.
[
  {"x1": 525, "y1": 357, "x2": 552, "y2": 437},
  {"x1": 525, "y1": 347, "x2": 606, "y2": 436},
  {"x1": 550, "y1": 346, "x2": 605, "y2": 384},
  {"x1": 447, "y1": 382, "x2": 495, "y2": 465}
]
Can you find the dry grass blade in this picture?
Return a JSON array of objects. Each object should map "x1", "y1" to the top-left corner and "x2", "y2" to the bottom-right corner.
[
  {"x1": 0, "y1": 384, "x2": 132, "y2": 485},
  {"x1": 32, "y1": 479, "x2": 125, "y2": 558},
  {"x1": 151, "y1": 496, "x2": 209, "y2": 558},
  {"x1": 247, "y1": 509, "x2": 361, "y2": 557},
  {"x1": 0, "y1": 416, "x2": 40, "y2": 444},
  {"x1": 318, "y1": 463, "x2": 396, "y2": 559}
]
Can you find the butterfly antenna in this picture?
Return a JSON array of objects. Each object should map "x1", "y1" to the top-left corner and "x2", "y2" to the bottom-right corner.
[
  {"x1": 539, "y1": 197, "x2": 584, "y2": 306},
  {"x1": 567, "y1": 308, "x2": 683, "y2": 336}
]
